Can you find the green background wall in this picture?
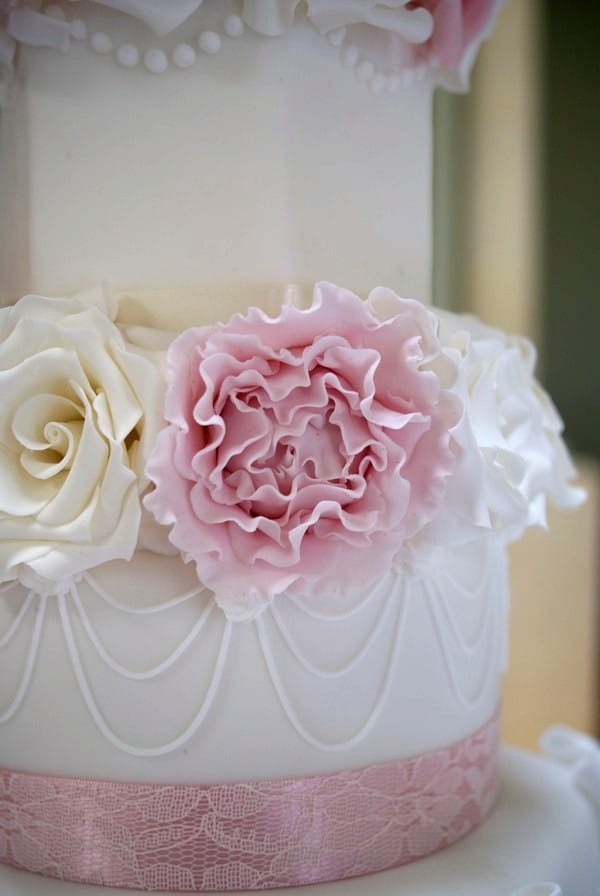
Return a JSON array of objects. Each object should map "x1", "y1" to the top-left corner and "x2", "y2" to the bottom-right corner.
[{"x1": 542, "y1": 0, "x2": 599, "y2": 457}]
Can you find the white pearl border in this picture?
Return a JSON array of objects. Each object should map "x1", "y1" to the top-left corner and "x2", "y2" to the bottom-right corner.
[
  {"x1": 42, "y1": 1, "x2": 424, "y2": 91},
  {"x1": 48, "y1": 2, "x2": 245, "y2": 75},
  {"x1": 326, "y1": 26, "x2": 428, "y2": 94}
]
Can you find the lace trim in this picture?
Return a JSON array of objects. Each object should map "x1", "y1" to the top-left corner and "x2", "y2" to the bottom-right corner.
[{"x1": 0, "y1": 711, "x2": 499, "y2": 891}]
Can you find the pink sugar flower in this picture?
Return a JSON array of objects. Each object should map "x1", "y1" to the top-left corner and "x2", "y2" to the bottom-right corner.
[
  {"x1": 417, "y1": 0, "x2": 501, "y2": 66},
  {"x1": 145, "y1": 283, "x2": 460, "y2": 619},
  {"x1": 407, "y1": 0, "x2": 504, "y2": 87}
]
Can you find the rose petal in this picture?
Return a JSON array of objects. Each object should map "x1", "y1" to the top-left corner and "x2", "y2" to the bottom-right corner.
[{"x1": 0, "y1": 293, "x2": 163, "y2": 591}]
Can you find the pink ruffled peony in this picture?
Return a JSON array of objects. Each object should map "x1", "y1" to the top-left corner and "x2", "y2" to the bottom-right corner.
[
  {"x1": 418, "y1": 0, "x2": 500, "y2": 65},
  {"x1": 145, "y1": 284, "x2": 460, "y2": 618},
  {"x1": 402, "y1": 0, "x2": 503, "y2": 87}
]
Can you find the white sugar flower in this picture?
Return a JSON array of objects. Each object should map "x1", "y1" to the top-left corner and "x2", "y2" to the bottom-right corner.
[
  {"x1": 0, "y1": 293, "x2": 164, "y2": 594},
  {"x1": 437, "y1": 310, "x2": 585, "y2": 542}
]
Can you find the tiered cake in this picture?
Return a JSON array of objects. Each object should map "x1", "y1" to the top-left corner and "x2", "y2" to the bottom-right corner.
[{"x1": 0, "y1": 2, "x2": 599, "y2": 895}]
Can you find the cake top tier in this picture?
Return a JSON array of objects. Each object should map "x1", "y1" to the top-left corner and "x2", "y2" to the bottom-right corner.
[
  {"x1": 0, "y1": 1, "x2": 503, "y2": 314},
  {"x1": 0, "y1": 0, "x2": 503, "y2": 99}
]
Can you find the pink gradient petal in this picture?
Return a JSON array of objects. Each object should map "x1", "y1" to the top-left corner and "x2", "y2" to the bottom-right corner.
[{"x1": 145, "y1": 284, "x2": 460, "y2": 617}]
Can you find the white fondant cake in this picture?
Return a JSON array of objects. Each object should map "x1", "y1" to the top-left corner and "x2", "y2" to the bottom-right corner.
[{"x1": 0, "y1": 2, "x2": 598, "y2": 894}]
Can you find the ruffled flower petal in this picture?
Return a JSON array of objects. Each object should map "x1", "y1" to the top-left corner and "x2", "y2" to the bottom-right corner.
[
  {"x1": 436, "y1": 309, "x2": 585, "y2": 543},
  {"x1": 145, "y1": 282, "x2": 460, "y2": 617}
]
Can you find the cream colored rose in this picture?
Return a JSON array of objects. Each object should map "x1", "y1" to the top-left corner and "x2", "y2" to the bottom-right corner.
[{"x1": 0, "y1": 294, "x2": 164, "y2": 594}]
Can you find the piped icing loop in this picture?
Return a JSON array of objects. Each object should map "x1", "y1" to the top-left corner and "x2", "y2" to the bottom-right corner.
[{"x1": 0, "y1": 537, "x2": 505, "y2": 755}]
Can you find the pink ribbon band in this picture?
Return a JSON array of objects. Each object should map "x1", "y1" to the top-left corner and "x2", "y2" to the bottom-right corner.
[{"x1": 0, "y1": 713, "x2": 499, "y2": 892}]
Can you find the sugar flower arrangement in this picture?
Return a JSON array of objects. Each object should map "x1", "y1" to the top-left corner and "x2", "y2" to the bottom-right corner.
[
  {"x1": 0, "y1": 284, "x2": 583, "y2": 619},
  {"x1": 1, "y1": 0, "x2": 504, "y2": 105}
]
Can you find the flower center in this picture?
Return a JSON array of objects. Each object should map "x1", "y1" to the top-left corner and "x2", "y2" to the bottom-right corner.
[
  {"x1": 217, "y1": 381, "x2": 376, "y2": 528},
  {"x1": 12, "y1": 391, "x2": 86, "y2": 481}
]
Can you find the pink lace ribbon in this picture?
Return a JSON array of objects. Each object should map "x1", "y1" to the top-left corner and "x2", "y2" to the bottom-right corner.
[{"x1": 0, "y1": 713, "x2": 499, "y2": 891}]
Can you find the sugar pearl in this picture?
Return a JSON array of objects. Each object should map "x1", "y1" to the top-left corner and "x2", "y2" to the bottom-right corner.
[
  {"x1": 117, "y1": 44, "x2": 139, "y2": 68},
  {"x1": 173, "y1": 44, "x2": 196, "y2": 68},
  {"x1": 328, "y1": 27, "x2": 346, "y2": 48},
  {"x1": 91, "y1": 32, "x2": 113, "y2": 54},
  {"x1": 341, "y1": 45, "x2": 359, "y2": 68},
  {"x1": 69, "y1": 18, "x2": 87, "y2": 40},
  {"x1": 224, "y1": 14, "x2": 244, "y2": 38},
  {"x1": 198, "y1": 31, "x2": 221, "y2": 55},
  {"x1": 144, "y1": 48, "x2": 168, "y2": 74},
  {"x1": 356, "y1": 60, "x2": 375, "y2": 82}
]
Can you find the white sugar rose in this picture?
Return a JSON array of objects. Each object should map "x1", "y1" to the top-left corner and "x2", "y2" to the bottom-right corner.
[
  {"x1": 437, "y1": 310, "x2": 585, "y2": 541},
  {"x1": 0, "y1": 294, "x2": 164, "y2": 594}
]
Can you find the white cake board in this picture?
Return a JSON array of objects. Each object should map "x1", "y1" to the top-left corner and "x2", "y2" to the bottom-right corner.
[{"x1": 1, "y1": 749, "x2": 599, "y2": 896}]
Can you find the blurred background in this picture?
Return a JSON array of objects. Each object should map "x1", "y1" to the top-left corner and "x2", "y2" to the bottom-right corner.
[{"x1": 433, "y1": 0, "x2": 599, "y2": 746}]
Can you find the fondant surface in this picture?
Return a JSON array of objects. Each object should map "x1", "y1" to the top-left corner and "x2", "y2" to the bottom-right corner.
[
  {"x1": 0, "y1": 3, "x2": 432, "y2": 319},
  {"x1": 0, "y1": 539, "x2": 505, "y2": 782}
]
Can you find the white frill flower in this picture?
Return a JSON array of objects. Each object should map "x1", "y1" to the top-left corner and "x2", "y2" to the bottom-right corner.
[
  {"x1": 540, "y1": 725, "x2": 600, "y2": 812},
  {"x1": 436, "y1": 310, "x2": 585, "y2": 543}
]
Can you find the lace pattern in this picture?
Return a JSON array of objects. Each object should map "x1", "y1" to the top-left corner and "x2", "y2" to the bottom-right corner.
[{"x1": 0, "y1": 712, "x2": 499, "y2": 891}]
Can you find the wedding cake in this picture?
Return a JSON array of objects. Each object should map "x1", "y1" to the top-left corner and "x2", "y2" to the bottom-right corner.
[{"x1": 0, "y1": 2, "x2": 599, "y2": 895}]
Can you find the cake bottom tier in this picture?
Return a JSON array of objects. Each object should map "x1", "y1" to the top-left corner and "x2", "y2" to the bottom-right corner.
[{"x1": 1, "y1": 748, "x2": 599, "y2": 896}]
